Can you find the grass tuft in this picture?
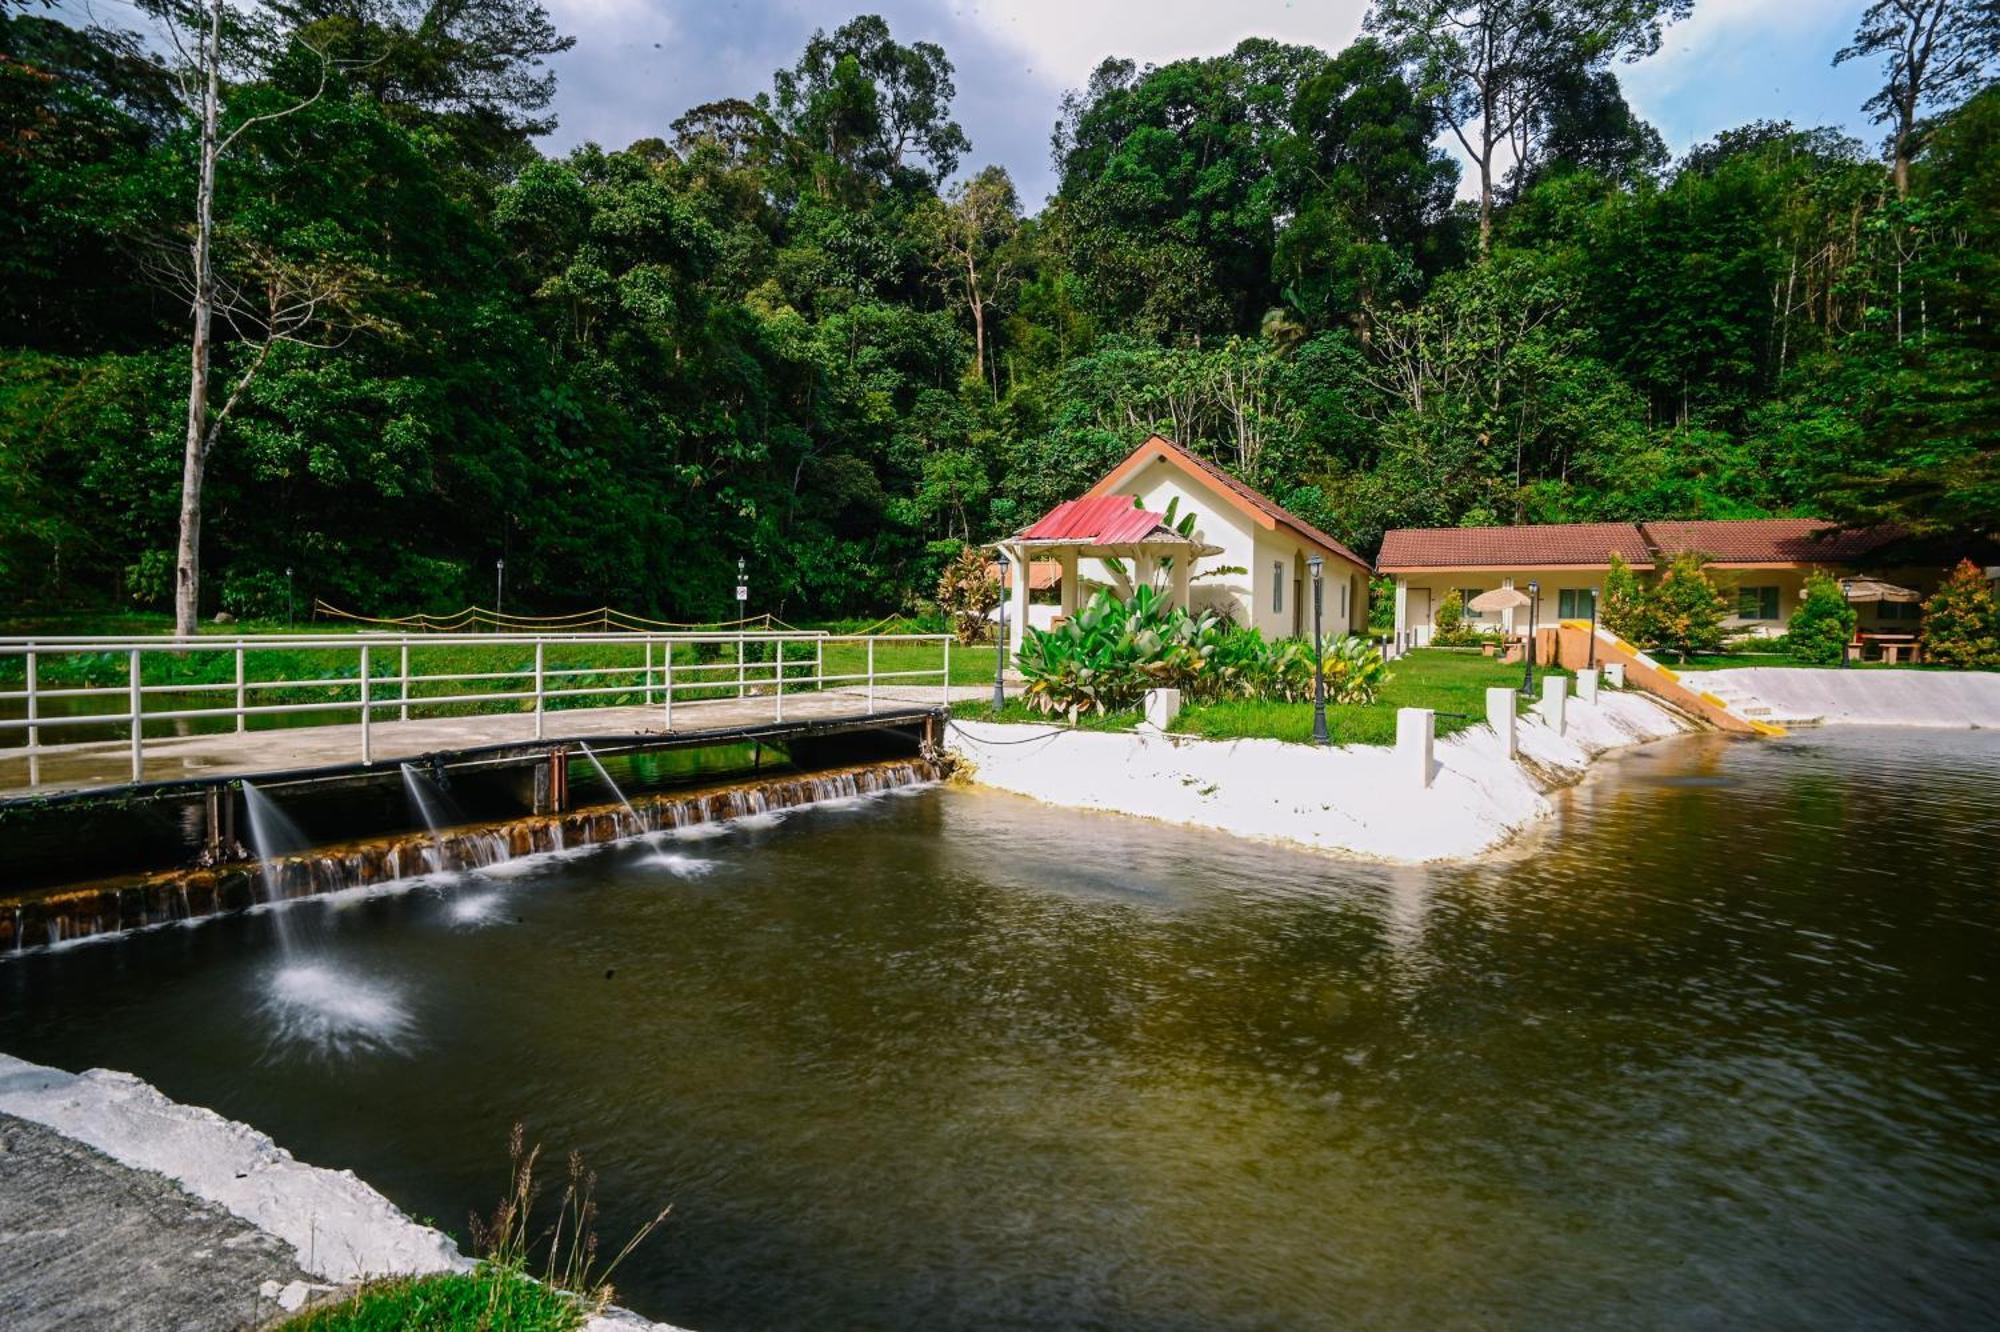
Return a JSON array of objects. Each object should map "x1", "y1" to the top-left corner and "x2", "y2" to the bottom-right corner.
[{"x1": 279, "y1": 1265, "x2": 584, "y2": 1332}]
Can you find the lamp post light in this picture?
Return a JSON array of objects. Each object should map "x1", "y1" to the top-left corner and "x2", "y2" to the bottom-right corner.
[
  {"x1": 736, "y1": 557, "x2": 749, "y2": 614},
  {"x1": 495, "y1": 559, "x2": 505, "y2": 616},
  {"x1": 993, "y1": 551, "x2": 1010, "y2": 711},
  {"x1": 1522, "y1": 580, "x2": 1540, "y2": 697},
  {"x1": 1308, "y1": 555, "x2": 1329, "y2": 746},
  {"x1": 285, "y1": 567, "x2": 294, "y2": 629}
]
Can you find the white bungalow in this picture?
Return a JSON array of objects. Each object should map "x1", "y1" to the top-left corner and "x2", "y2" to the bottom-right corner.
[{"x1": 993, "y1": 435, "x2": 1375, "y2": 655}]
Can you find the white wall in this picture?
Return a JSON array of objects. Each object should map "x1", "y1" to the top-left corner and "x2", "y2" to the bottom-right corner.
[{"x1": 1096, "y1": 457, "x2": 1368, "y2": 638}]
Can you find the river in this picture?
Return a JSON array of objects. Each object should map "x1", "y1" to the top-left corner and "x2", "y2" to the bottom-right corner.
[{"x1": 2, "y1": 727, "x2": 1997, "y2": 1329}]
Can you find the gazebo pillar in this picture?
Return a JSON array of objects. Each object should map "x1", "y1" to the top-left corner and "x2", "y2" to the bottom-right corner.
[
  {"x1": 1170, "y1": 551, "x2": 1191, "y2": 613},
  {"x1": 1007, "y1": 541, "x2": 1032, "y2": 657},
  {"x1": 1059, "y1": 547, "x2": 1079, "y2": 619}
]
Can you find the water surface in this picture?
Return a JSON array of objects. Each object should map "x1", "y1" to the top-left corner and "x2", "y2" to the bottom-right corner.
[{"x1": 3, "y1": 728, "x2": 1998, "y2": 1329}]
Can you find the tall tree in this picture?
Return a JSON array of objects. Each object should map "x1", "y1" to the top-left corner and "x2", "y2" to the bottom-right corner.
[
  {"x1": 1366, "y1": 0, "x2": 1691, "y2": 254},
  {"x1": 917, "y1": 165, "x2": 1021, "y2": 394},
  {"x1": 1834, "y1": 0, "x2": 2000, "y2": 196},
  {"x1": 765, "y1": 13, "x2": 968, "y2": 197}
]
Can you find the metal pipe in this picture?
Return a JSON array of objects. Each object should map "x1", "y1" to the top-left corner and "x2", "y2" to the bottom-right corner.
[
  {"x1": 534, "y1": 640, "x2": 546, "y2": 740},
  {"x1": 128, "y1": 648, "x2": 143, "y2": 782},
  {"x1": 663, "y1": 641, "x2": 674, "y2": 728},
  {"x1": 25, "y1": 648, "x2": 38, "y2": 788},
  {"x1": 359, "y1": 643, "x2": 373, "y2": 764},
  {"x1": 234, "y1": 646, "x2": 246, "y2": 733},
  {"x1": 400, "y1": 642, "x2": 410, "y2": 722},
  {"x1": 867, "y1": 637, "x2": 875, "y2": 715}
]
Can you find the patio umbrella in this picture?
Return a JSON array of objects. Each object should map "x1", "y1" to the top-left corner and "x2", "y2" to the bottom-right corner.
[
  {"x1": 1467, "y1": 587, "x2": 1532, "y2": 614},
  {"x1": 1838, "y1": 579, "x2": 1922, "y2": 602}
]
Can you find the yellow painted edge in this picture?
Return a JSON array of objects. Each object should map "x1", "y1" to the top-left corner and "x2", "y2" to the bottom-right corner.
[
  {"x1": 1698, "y1": 691, "x2": 1728, "y2": 708},
  {"x1": 1749, "y1": 720, "x2": 1788, "y2": 737},
  {"x1": 1655, "y1": 665, "x2": 1678, "y2": 682}
]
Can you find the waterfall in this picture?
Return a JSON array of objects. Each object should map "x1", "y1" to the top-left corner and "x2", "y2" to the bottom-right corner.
[
  {"x1": 240, "y1": 780, "x2": 308, "y2": 951},
  {"x1": 399, "y1": 763, "x2": 455, "y2": 872},
  {"x1": 577, "y1": 743, "x2": 647, "y2": 836}
]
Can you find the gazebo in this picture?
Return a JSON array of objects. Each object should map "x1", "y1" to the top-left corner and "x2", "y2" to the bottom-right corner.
[{"x1": 992, "y1": 495, "x2": 1223, "y2": 655}]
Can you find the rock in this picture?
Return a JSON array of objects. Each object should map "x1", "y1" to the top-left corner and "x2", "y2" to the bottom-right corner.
[{"x1": 213, "y1": 612, "x2": 236, "y2": 624}]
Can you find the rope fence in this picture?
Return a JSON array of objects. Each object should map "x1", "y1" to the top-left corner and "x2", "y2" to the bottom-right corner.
[{"x1": 312, "y1": 600, "x2": 804, "y2": 635}]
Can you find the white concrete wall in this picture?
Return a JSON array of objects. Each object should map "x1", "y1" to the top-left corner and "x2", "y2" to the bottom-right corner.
[
  {"x1": 946, "y1": 689, "x2": 1689, "y2": 863},
  {"x1": 1699, "y1": 667, "x2": 2000, "y2": 727}
]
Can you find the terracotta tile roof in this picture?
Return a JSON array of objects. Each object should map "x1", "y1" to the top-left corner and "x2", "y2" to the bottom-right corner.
[
  {"x1": 1087, "y1": 436, "x2": 1373, "y2": 573},
  {"x1": 1638, "y1": 519, "x2": 1898, "y2": 565},
  {"x1": 1377, "y1": 523, "x2": 1653, "y2": 572},
  {"x1": 1019, "y1": 494, "x2": 1167, "y2": 545}
]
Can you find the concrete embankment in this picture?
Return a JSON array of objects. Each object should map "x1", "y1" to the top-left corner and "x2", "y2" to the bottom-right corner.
[
  {"x1": 0, "y1": 1054, "x2": 680, "y2": 1332},
  {"x1": 946, "y1": 689, "x2": 1690, "y2": 862},
  {"x1": 1696, "y1": 667, "x2": 2000, "y2": 728}
]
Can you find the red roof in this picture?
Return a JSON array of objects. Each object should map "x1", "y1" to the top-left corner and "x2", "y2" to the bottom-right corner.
[
  {"x1": 1378, "y1": 516, "x2": 1901, "y2": 572},
  {"x1": 1638, "y1": 519, "x2": 1897, "y2": 565},
  {"x1": 1377, "y1": 523, "x2": 1653, "y2": 572},
  {"x1": 1019, "y1": 494, "x2": 1167, "y2": 545},
  {"x1": 1085, "y1": 436, "x2": 1373, "y2": 573}
]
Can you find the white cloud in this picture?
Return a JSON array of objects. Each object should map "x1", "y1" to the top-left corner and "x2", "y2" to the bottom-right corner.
[{"x1": 960, "y1": 0, "x2": 1369, "y2": 89}]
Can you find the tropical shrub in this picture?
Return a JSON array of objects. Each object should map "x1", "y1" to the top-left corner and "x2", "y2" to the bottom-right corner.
[
  {"x1": 1321, "y1": 634, "x2": 1390, "y2": 704},
  {"x1": 1645, "y1": 552, "x2": 1731, "y2": 662},
  {"x1": 1431, "y1": 589, "x2": 1482, "y2": 646},
  {"x1": 935, "y1": 546, "x2": 1001, "y2": 645},
  {"x1": 1921, "y1": 560, "x2": 2000, "y2": 668},
  {"x1": 1015, "y1": 590, "x2": 1392, "y2": 716},
  {"x1": 1787, "y1": 571, "x2": 1858, "y2": 665}
]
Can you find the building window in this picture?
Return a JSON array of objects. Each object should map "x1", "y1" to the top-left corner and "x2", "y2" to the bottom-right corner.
[
  {"x1": 1339, "y1": 581, "x2": 1349, "y2": 620},
  {"x1": 1457, "y1": 587, "x2": 1486, "y2": 620},
  {"x1": 1558, "y1": 588, "x2": 1597, "y2": 619},
  {"x1": 1272, "y1": 562, "x2": 1284, "y2": 614},
  {"x1": 1736, "y1": 586, "x2": 1780, "y2": 621}
]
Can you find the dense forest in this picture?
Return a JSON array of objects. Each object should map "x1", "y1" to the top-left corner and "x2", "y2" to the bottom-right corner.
[{"x1": 2, "y1": 0, "x2": 1995, "y2": 626}]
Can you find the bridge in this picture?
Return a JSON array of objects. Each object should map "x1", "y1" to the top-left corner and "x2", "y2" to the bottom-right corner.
[{"x1": 1, "y1": 627, "x2": 986, "y2": 798}]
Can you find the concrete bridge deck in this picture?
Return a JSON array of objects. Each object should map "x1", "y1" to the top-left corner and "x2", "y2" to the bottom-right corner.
[{"x1": 0, "y1": 686, "x2": 986, "y2": 799}]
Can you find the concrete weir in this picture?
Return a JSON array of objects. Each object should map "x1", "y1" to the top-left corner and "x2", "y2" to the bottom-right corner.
[{"x1": 1, "y1": 711, "x2": 944, "y2": 953}]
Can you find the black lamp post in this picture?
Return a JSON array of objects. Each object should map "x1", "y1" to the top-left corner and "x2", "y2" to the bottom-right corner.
[
  {"x1": 1309, "y1": 555, "x2": 1329, "y2": 745},
  {"x1": 993, "y1": 550, "x2": 1010, "y2": 710},
  {"x1": 736, "y1": 557, "x2": 748, "y2": 616},
  {"x1": 285, "y1": 567, "x2": 294, "y2": 629},
  {"x1": 495, "y1": 558, "x2": 505, "y2": 616},
  {"x1": 1522, "y1": 580, "x2": 1540, "y2": 697},
  {"x1": 1586, "y1": 584, "x2": 1599, "y2": 669},
  {"x1": 1838, "y1": 579, "x2": 1852, "y2": 668}
]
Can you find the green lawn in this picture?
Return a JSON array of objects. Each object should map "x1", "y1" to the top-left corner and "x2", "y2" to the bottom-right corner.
[{"x1": 953, "y1": 649, "x2": 1564, "y2": 747}]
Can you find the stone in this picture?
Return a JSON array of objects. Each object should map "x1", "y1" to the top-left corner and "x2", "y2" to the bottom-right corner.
[
  {"x1": 1143, "y1": 688, "x2": 1182, "y2": 730},
  {"x1": 1486, "y1": 687, "x2": 1518, "y2": 758},
  {"x1": 1396, "y1": 707, "x2": 1435, "y2": 789}
]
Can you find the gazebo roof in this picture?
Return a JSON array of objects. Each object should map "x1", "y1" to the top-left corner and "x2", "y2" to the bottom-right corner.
[{"x1": 1003, "y1": 494, "x2": 1224, "y2": 557}]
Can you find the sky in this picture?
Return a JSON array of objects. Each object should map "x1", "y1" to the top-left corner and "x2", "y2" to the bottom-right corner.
[{"x1": 537, "y1": 0, "x2": 1890, "y2": 207}]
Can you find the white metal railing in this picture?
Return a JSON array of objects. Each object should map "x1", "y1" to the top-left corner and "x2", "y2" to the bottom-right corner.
[{"x1": 0, "y1": 629, "x2": 955, "y2": 789}]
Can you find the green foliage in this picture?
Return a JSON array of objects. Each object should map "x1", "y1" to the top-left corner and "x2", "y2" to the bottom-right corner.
[
  {"x1": 279, "y1": 1267, "x2": 584, "y2": 1332},
  {"x1": 1014, "y1": 587, "x2": 1388, "y2": 716},
  {"x1": 1, "y1": 3, "x2": 1997, "y2": 626},
  {"x1": 1920, "y1": 559, "x2": 2000, "y2": 668},
  {"x1": 1321, "y1": 633, "x2": 1390, "y2": 704},
  {"x1": 1601, "y1": 554, "x2": 1646, "y2": 639},
  {"x1": 1786, "y1": 570, "x2": 1859, "y2": 665}
]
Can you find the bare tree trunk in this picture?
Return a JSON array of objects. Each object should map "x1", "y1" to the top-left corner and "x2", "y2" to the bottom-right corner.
[{"x1": 174, "y1": 0, "x2": 222, "y2": 639}]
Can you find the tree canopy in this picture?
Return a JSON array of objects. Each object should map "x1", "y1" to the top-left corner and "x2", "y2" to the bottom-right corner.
[{"x1": 0, "y1": 3, "x2": 1995, "y2": 620}]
